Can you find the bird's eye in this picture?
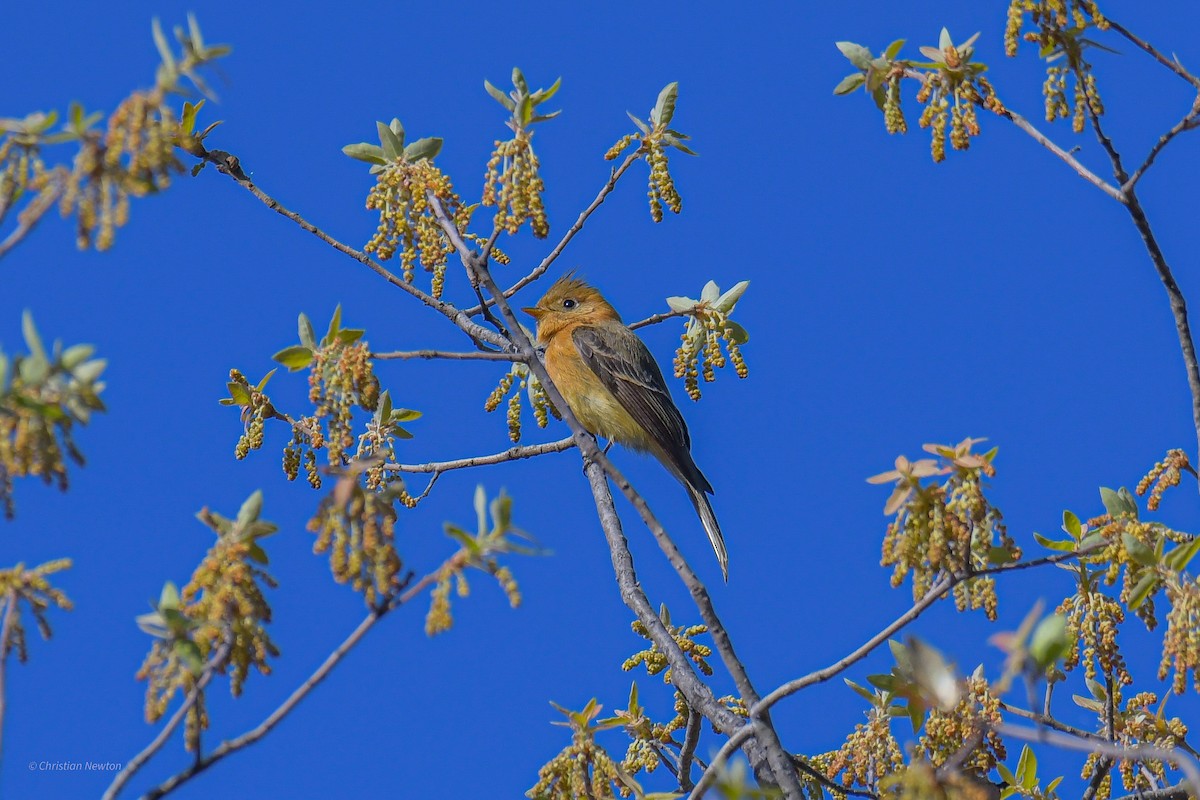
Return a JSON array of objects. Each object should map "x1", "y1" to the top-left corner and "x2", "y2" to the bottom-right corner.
[{"x1": 562, "y1": 298, "x2": 577, "y2": 310}]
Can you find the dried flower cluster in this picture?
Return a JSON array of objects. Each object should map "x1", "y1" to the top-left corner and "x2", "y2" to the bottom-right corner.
[
  {"x1": 309, "y1": 479, "x2": 404, "y2": 608},
  {"x1": 0, "y1": 313, "x2": 106, "y2": 519},
  {"x1": 606, "y1": 83, "x2": 695, "y2": 222},
  {"x1": 871, "y1": 438, "x2": 1018, "y2": 620},
  {"x1": 1005, "y1": 0, "x2": 1108, "y2": 132},
  {"x1": 622, "y1": 607, "x2": 713, "y2": 683},
  {"x1": 137, "y1": 493, "x2": 278, "y2": 751},
  {"x1": 664, "y1": 280, "x2": 751, "y2": 401},
  {"x1": 484, "y1": 363, "x2": 555, "y2": 442},
  {"x1": 0, "y1": 559, "x2": 73, "y2": 663}
]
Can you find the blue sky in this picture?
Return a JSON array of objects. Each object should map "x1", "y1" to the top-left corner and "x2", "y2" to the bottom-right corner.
[{"x1": 5, "y1": 1, "x2": 1200, "y2": 798}]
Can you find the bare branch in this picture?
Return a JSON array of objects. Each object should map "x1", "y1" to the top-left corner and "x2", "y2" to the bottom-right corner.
[
  {"x1": 0, "y1": 177, "x2": 63, "y2": 262},
  {"x1": 130, "y1": 566, "x2": 445, "y2": 799},
  {"x1": 1122, "y1": 99, "x2": 1200, "y2": 194},
  {"x1": 1106, "y1": 19, "x2": 1200, "y2": 90},
  {"x1": 371, "y1": 349, "x2": 519, "y2": 362},
  {"x1": 677, "y1": 704, "x2": 702, "y2": 792},
  {"x1": 687, "y1": 723, "x2": 757, "y2": 800},
  {"x1": 998, "y1": 701, "x2": 1106, "y2": 743},
  {"x1": 465, "y1": 151, "x2": 643, "y2": 315},
  {"x1": 629, "y1": 307, "x2": 691, "y2": 331},
  {"x1": 383, "y1": 437, "x2": 575, "y2": 474},
  {"x1": 196, "y1": 148, "x2": 508, "y2": 350},
  {"x1": 103, "y1": 634, "x2": 235, "y2": 800},
  {"x1": 998, "y1": 108, "x2": 1125, "y2": 201},
  {"x1": 1000, "y1": 722, "x2": 1200, "y2": 796},
  {"x1": 0, "y1": 589, "x2": 17, "y2": 766},
  {"x1": 1112, "y1": 784, "x2": 1192, "y2": 800}
]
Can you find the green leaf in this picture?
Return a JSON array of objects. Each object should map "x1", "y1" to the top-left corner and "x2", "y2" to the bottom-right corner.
[
  {"x1": 443, "y1": 523, "x2": 473, "y2": 549},
  {"x1": 511, "y1": 67, "x2": 528, "y2": 95},
  {"x1": 835, "y1": 41, "x2": 873, "y2": 70},
  {"x1": 336, "y1": 328, "x2": 365, "y2": 344},
  {"x1": 272, "y1": 345, "x2": 314, "y2": 371},
  {"x1": 61, "y1": 343, "x2": 95, "y2": 370},
  {"x1": 844, "y1": 678, "x2": 875, "y2": 703},
  {"x1": 226, "y1": 382, "x2": 251, "y2": 406},
  {"x1": 484, "y1": 80, "x2": 516, "y2": 111},
  {"x1": 403, "y1": 137, "x2": 443, "y2": 163},
  {"x1": 1100, "y1": 486, "x2": 1137, "y2": 518},
  {"x1": 151, "y1": 18, "x2": 175, "y2": 72},
  {"x1": 987, "y1": 546, "x2": 1016, "y2": 565},
  {"x1": 181, "y1": 100, "x2": 204, "y2": 135},
  {"x1": 518, "y1": 94, "x2": 533, "y2": 127},
  {"x1": 653, "y1": 82, "x2": 678, "y2": 127},
  {"x1": 73, "y1": 358, "x2": 107, "y2": 384},
  {"x1": 474, "y1": 484, "x2": 487, "y2": 537},
  {"x1": 325, "y1": 304, "x2": 343, "y2": 345},
  {"x1": 1029, "y1": 614, "x2": 1069, "y2": 668},
  {"x1": 833, "y1": 73, "x2": 866, "y2": 96},
  {"x1": 626, "y1": 111, "x2": 651, "y2": 136},
  {"x1": 237, "y1": 490, "x2": 263, "y2": 527},
  {"x1": 1165, "y1": 537, "x2": 1200, "y2": 572},
  {"x1": 1128, "y1": 572, "x2": 1159, "y2": 610},
  {"x1": 1122, "y1": 532, "x2": 1158, "y2": 567},
  {"x1": 1033, "y1": 531, "x2": 1077, "y2": 553},
  {"x1": 715, "y1": 281, "x2": 750, "y2": 313},
  {"x1": 1062, "y1": 510, "x2": 1082, "y2": 540},
  {"x1": 391, "y1": 408, "x2": 422, "y2": 422},
  {"x1": 1072, "y1": 694, "x2": 1105, "y2": 714},
  {"x1": 490, "y1": 491, "x2": 512, "y2": 532},
  {"x1": 246, "y1": 541, "x2": 269, "y2": 565},
  {"x1": 665, "y1": 296, "x2": 696, "y2": 313},
  {"x1": 720, "y1": 320, "x2": 748, "y2": 345},
  {"x1": 342, "y1": 142, "x2": 387, "y2": 165},
  {"x1": 532, "y1": 76, "x2": 562, "y2": 105},
  {"x1": 377, "y1": 121, "x2": 403, "y2": 162},
  {"x1": 884, "y1": 38, "x2": 906, "y2": 60},
  {"x1": 388, "y1": 117, "x2": 405, "y2": 141},
  {"x1": 159, "y1": 581, "x2": 181, "y2": 610},
  {"x1": 22, "y1": 310, "x2": 46, "y2": 361},
  {"x1": 298, "y1": 313, "x2": 317, "y2": 350},
  {"x1": 938, "y1": 27, "x2": 953, "y2": 52},
  {"x1": 174, "y1": 640, "x2": 205, "y2": 676}
]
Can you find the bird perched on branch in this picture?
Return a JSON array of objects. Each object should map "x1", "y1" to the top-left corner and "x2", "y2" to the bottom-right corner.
[{"x1": 523, "y1": 275, "x2": 728, "y2": 580}]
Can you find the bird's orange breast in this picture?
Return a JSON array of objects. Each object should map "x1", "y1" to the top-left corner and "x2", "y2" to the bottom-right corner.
[{"x1": 542, "y1": 332, "x2": 653, "y2": 452}]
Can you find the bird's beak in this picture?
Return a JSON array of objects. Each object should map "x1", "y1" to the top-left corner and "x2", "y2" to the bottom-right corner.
[{"x1": 522, "y1": 306, "x2": 544, "y2": 319}]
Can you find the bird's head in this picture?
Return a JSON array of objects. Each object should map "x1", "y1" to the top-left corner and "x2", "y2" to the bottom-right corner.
[{"x1": 522, "y1": 274, "x2": 621, "y2": 340}]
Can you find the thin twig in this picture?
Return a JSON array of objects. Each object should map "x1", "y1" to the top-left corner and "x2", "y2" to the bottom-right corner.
[
  {"x1": 687, "y1": 723, "x2": 758, "y2": 800},
  {"x1": 383, "y1": 437, "x2": 575, "y2": 474},
  {"x1": 130, "y1": 566, "x2": 447, "y2": 799},
  {"x1": 0, "y1": 179, "x2": 63, "y2": 262},
  {"x1": 196, "y1": 147, "x2": 507, "y2": 350},
  {"x1": 103, "y1": 634, "x2": 235, "y2": 800},
  {"x1": 465, "y1": 151, "x2": 642, "y2": 314},
  {"x1": 628, "y1": 308, "x2": 691, "y2": 331},
  {"x1": 1111, "y1": 783, "x2": 1193, "y2": 800},
  {"x1": 794, "y1": 755, "x2": 879, "y2": 799},
  {"x1": 1122, "y1": 99, "x2": 1200, "y2": 194},
  {"x1": 371, "y1": 349, "x2": 519, "y2": 361},
  {"x1": 1000, "y1": 722, "x2": 1200, "y2": 796},
  {"x1": 1106, "y1": 19, "x2": 1200, "y2": 89},
  {"x1": 0, "y1": 589, "x2": 17, "y2": 767},
  {"x1": 998, "y1": 701, "x2": 1106, "y2": 742},
  {"x1": 677, "y1": 703, "x2": 702, "y2": 792},
  {"x1": 752, "y1": 547, "x2": 1097, "y2": 715}
]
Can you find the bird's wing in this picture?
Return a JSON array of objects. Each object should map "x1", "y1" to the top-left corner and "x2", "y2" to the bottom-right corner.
[{"x1": 572, "y1": 324, "x2": 692, "y2": 453}]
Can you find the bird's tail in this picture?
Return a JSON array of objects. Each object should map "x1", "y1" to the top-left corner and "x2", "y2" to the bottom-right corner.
[{"x1": 686, "y1": 483, "x2": 728, "y2": 582}]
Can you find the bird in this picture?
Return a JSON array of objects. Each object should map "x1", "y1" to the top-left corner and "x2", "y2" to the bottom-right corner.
[{"x1": 522, "y1": 274, "x2": 729, "y2": 580}]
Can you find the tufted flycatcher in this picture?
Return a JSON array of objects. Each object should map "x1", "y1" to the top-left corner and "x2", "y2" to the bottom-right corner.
[{"x1": 523, "y1": 275, "x2": 729, "y2": 580}]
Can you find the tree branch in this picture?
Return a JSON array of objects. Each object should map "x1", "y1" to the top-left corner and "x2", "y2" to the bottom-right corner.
[
  {"x1": 677, "y1": 703, "x2": 702, "y2": 792},
  {"x1": 628, "y1": 307, "x2": 691, "y2": 331},
  {"x1": 196, "y1": 147, "x2": 508, "y2": 350},
  {"x1": 998, "y1": 701, "x2": 1106, "y2": 743},
  {"x1": 0, "y1": 178, "x2": 63, "y2": 262},
  {"x1": 464, "y1": 151, "x2": 642, "y2": 314},
  {"x1": 127, "y1": 565, "x2": 447, "y2": 799},
  {"x1": 371, "y1": 349, "x2": 519, "y2": 361},
  {"x1": 999, "y1": 723, "x2": 1200, "y2": 797},
  {"x1": 1122, "y1": 98, "x2": 1200, "y2": 194},
  {"x1": 383, "y1": 437, "x2": 575, "y2": 474},
  {"x1": 102, "y1": 634, "x2": 235, "y2": 800},
  {"x1": 426, "y1": 192, "x2": 802, "y2": 796},
  {"x1": 0, "y1": 589, "x2": 17, "y2": 767},
  {"x1": 1106, "y1": 19, "x2": 1200, "y2": 90}
]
